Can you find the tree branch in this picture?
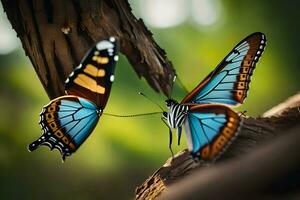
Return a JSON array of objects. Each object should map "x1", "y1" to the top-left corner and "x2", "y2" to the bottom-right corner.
[
  {"x1": 135, "y1": 93, "x2": 300, "y2": 200},
  {"x1": 1, "y1": 0, "x2": 175, "y2": 98}
]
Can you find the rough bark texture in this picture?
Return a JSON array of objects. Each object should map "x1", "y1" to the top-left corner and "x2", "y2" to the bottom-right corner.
[
  {"x1": 135, "y1": 93, "x2": 300, "y2": 200},
  {"x1": 1, "y1": 0, "x2": 175, "y2": 99}
]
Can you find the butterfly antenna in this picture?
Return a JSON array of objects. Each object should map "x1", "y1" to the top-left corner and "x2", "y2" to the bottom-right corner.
[
  {"x1": 103, "y1": 112, "x2": 162, "y2": 118},
  {"x1": 138, "y1": 92, "x2": 165, "y2": 112}
]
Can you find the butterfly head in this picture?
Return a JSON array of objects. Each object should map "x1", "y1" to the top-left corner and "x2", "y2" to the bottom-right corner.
[
  {"x1": 96, "y1": 109, "x2": 102, "y2": 116},
  {"x1": 165, "y1": 99, "x2": 177, "y2": 108}
]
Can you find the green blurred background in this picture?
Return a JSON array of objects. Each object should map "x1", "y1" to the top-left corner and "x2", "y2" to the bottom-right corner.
[{"x1": 0, "y1": 0, "x2": 299, "y2": 199}]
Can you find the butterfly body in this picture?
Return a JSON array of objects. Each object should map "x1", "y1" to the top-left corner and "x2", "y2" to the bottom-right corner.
[
  {"x1": 165, "y1": 99, "x2": 189, "y2": 129},
  {"x1": 163, "y1": 32, "x2": 266, "y2": 161},
  {"x1": 29, "y1": 37, "x2": 119, "y2": 160}
]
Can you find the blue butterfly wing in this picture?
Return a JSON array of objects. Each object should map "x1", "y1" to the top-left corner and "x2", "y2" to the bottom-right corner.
[
  {"x1": 29, "y1": 96, "x2": 100, "y2": 160},
  {"x1": 181, "y1": 32, "x2": 266, "y2": 106},
  {"x1": 184, "y1": 104, "x2": 242, "y2": 161}
]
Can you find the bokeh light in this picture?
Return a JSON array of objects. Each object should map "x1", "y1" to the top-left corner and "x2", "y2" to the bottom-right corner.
[
  {"x1": 0, "y1": 7, "x2": 19, "y2": 55},
  {"x1": 191, "y1": 0, "x2": 222, "y2": 26},
  {"x1": 139, "y1": 0, "x2": 188, "y2": 28}
]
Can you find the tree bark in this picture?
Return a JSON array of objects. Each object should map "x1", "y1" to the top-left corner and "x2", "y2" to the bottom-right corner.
[
  {"x1": 1, "y1": 0, "x2": 175, "y2": 98},
  {"x1": 135, "y1": 93, "x2": 300, "y2": 200}
]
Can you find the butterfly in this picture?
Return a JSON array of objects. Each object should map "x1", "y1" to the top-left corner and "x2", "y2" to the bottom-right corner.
[
  {"x1": 162, "y1": 32, "x2": 266, "y2": 161},
  {"x1": 28, "y1": 37, "x2": 119, "y2": 161}
]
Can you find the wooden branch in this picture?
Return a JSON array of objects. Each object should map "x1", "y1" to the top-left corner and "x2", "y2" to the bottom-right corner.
[
  {"x1": 135, "y1": 93, "x2": 300, "y2": 200},
  {"x1": 1, "y1": 0, "x2": 175, "y2": 98}
]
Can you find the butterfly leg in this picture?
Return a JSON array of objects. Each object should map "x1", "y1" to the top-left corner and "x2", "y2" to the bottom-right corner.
[
  {"x1": 177, "y1": 126, "x2": 182, "y2": 146},
  {"x1": 169, "y1": 129, "x2": 174, "y2": 158},
  {"x1": 239, "y1": 110, "x2": 247, "y2": 117},
  {"x1": 161, "y1": 117, "x2": 174, "y2": 158}
]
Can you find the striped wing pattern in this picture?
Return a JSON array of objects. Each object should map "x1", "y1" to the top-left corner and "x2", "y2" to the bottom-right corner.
[
  {"x1": 181, "y1": 32, "x2": 266, "y2": 106},
  {"x1": 29, "y1": 96, "x2": 100, "y2": 160}
]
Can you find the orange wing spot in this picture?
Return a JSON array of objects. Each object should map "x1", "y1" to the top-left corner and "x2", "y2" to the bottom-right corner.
[
  {"x1": 241, "y1": 67, "x2": 250, "y2": 74},
  {"x1": 227, "y1": 122, "x2": 233, "y2": 128},
  {"x1": 92, "y1": 56, "x2": 109, "y2": 64},
  {"x1": 237, "y1": 82, "x2": 246, "y2": 89},
  {"x1": 48, "y1": 105, "x2": 56, "y2": 112},
  {"x1": 84, "y1": 64, "x2": 106, "y2": 77},
  {"x1": 49, "y1": 121, "x2": 58, "y2": 131},
  {"x1": 69, "y1": 143, "x2": 76, "y2": 150},
  {"x1": 239, "y1": 74, "x2": 248, "y2": 81},
  {"x1": 62, "y1": 136, "x2": 69, "y2": 144},
  {"x1": 229, "y1": 117, "x2": 235, "y2": 122},
  {"x1": 201, "y1": 146, "x2": 211, "y2": 160},
  {"x1": 243, "y1": 60, "x2": 252, "y2": 67},
  {"x1": 54, "y1": 129, "x2": 64, "y2": 138},
  {"x1": 84, "y1": 64, "x2": 98, "y2": 76},
  {"x1": 98, "y1": 57, "x2": 109, "y2": 64},
  {"x1": 74, "y1": 74, "x2": 105, "y2": 94},
  {"x1": 211, "y1": 135, "x2": 228, "y2": 158},
  {"x1": 235, "y1": 90, "x2": 245, "y2": 100},
  {"x1": 222, "y1": 126, "x2": 235, "y2": 138},
  {"x1": 97, "y1": 69, "x2": 105, "y2": 77},
  {"x1": 46, "y1": 113, "x2": 55, "y2": 122},
  {"x1": 92, "y1": 56, "x2": 98, "y2": 61}
]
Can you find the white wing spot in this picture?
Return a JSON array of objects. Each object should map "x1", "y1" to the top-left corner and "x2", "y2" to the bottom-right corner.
[
  {"x1": 110, "y1": 75, "x2": 115, "y2": 82},
  {"x1": 257, "y1": 51, "x2": 261, "y2": 55},
  {"x1": 65, "y1": 78, "x2": 69, "y2": 83},
  {"x1": 94, "y1": 51, "x2": 99, "y2": 55},
  {"x1": 76, "y1": 64, "x2": 82, "y2": 69},
  {"x1": 114, "y1": 55, "x2": 119, "y2": 61},
  {"x1": 96, "y1": 41, "x2": 114, "y2": 50},
  {"x1": 109, "y1": 37, "x2": 116, "y2": 42},
  {"x1": 69, "y1": 71, "x2": 74, "y2": 77}
]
